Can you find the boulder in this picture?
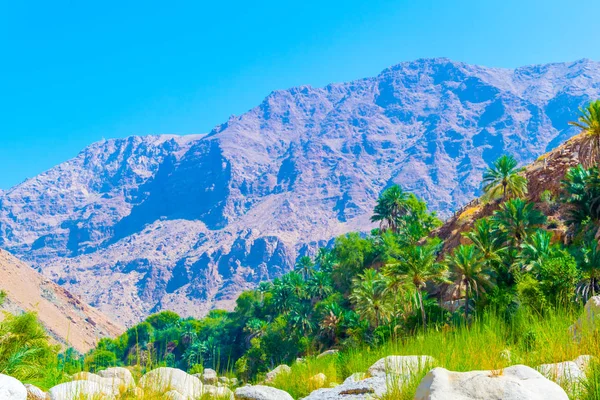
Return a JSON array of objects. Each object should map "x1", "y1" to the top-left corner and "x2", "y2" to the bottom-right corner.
[
  {"x1": 570, "y1": 296, "x2": 600, "y2": 338},
  {"x1": 302, "y1": 376, "x2": 387, "y2": 400},
  {"x1": 309, "y1": 373, "x2": 327, "y2": 388},
  {"x1": 202, "y1": 368, "x2": 218, "y2": 385},
  {"x1": 219, "y1": 376, "x2": 231, "y2": 385},
  {"x1": 97, "y1": 366, "x2": 136, "y2": 388},
  {"x1": 264, "y1": 364, "x2": 291, "y2": 383},
  {"x1": 71, "y1": 371, "x2": 123, "y2": 395},
  {"x1": 165, "y1": 390, "x2": 187, "y2": 400},
  {"x1": 0, "y1": 374, "x2": 27, "y2": 400},
  {"x1": 414, "y1": 365, "x2": 569, "y2": 400},
  {"x1": 574, "y1": 354, "x2": 596, "y2": 371},
  {"x1": 537, "y1": 361, "x2": 585, "y2": 386},
  {"x1": 24, "y1": 384, "x2": 46, "y2": 400},
  {"x1": 316, "y1": 350, "x2": 339, "y2": 359},
  {"x1": 48, "y1": 380, "x2": 115, "y2": 400},
  {"x1": 343, "y1": 372, "x2": 366, "y2": 384},
  {"x1": 204, "y1": 384, "x2": 234, "y2": 399},
  {"x1": 367, "y1": 355, "x2": 435, "y2": 378},
  {"x1": 139, "y1": 367, "x2": 203, "y2": 399},
  {"x1": 235, "y1": 385, "x2": 294, "y2": 400}
]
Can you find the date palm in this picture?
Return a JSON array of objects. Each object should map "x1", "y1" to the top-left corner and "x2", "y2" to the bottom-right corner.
[
  {"x1": 295, "y1": 256, "x2": 315, "y2": 280},
  {"x1": 445, "y1": 244, "x2": 493, "y2": 321},
  {"x1": 577, "y1": 239, "x2": 600, "y2": 301},
  {"x1": 492, "y1": 198, "x2": 546, "y2": 246},
  {"x1": 383, "y1": 242, "x2": 446, "y2": 329},
  {"x1": 371, "y1": 185, "x2": 409, "y2": 233},
  {"x1": 482, "y1": 155, "x2": 528, "y2": 201},
  {"x1": 569, "y1": 100, "x2": 600, "y2": 167},
  {"x1": 349, "y1": 269, "x2": 393, "y2": 329}
]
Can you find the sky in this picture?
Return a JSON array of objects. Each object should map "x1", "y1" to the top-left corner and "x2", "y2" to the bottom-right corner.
[{"x1": 1, "y1": 0, "x2": 600, "y2": 189}]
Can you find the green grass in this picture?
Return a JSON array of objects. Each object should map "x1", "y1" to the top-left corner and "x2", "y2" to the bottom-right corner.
[{"x1": 269, "y1": 308, "x2": 600, "y2": 399}]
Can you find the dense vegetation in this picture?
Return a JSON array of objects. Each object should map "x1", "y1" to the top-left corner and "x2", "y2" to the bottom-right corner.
[
  {"x1": 68, "y1": 101, "x2": 600, "y2": 385},
  {"x1": 4, "y1": 101, "x2": 600, "y2": 397}
]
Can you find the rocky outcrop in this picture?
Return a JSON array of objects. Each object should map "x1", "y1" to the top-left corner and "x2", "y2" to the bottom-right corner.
[
  {"x1": 3, "y1": 60, "x2": 600, "y2": 325},
  {"x1": 414, "y1": 365, "x2": 568, "y2": 400},
  {"x1": 235, "y1": 385, "x2": 294, "y2": 400}
]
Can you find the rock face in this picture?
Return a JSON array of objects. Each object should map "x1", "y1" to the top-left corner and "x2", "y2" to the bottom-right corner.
[
  {"x1": 414, "y1": 365, "x2": 568, "y2": 400},
  {"x1": 234, "y1": 385, "x2": 294, "y2": 400},
  {"x1": 2, "y1": 59, "x2": 600, "y2": 325},
  {"x1": 0, "y1": 249, "x2": 123, "y2": 353},
  {"x1": 0, "y1": 374, "x2": 27, "y2": 400}
]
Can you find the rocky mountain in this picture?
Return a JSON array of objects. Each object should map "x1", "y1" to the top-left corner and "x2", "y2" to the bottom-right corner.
[
  {"x1": 0, "y1": 249, "x2": 123, "y2": 352},
  {"x1": 1, "y1": 58, "x2": 600, "y2": 326}
]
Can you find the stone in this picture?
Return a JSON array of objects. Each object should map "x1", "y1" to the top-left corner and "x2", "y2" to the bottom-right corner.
[
  {"x1": 367, "y1": 355, "x2": 435, "y2": 378},
  {"x1": 202, "y1": 368, "x2": 218, "y2": 385},
  {"x1": 343, "y1": 372, "x2": 366, "y2": 384},
  {"x1": 235, "y1": 385, "x2": 294, "y2": 400},
  {"x1": 71, "y1": 371, "x2": 124, "y2": 395},
  {"x1": 219, "y1": 376, "x2": 231, "y2": 384},
  {"x1": 414, "y1": 365, "x2": 569, "y2": 400},
  {"x1": 574, "y1": 354, "x2": 596, "y2": 371},
  {"x1": 302, "y1": 377, "x2": 387, "y2": 400},
  {"x1": 48, "y1": 380, "x2": 115, "y2": 400},
  {"x1": 204, "y1": 384, "x2": 234, "y2": 399},
  {"x1": 0, "y1": 374, "x2": 27, "y2": 400},
  {"x1": 570, "y1": 296, "x2": 600, "y2": 338},
  {"x1": 537, "y1": 361, "x2": 585, "y2": 386},
  {"x1": 264, "y1": 364, "x2": 291, "y2": 383},
  {"x1": 316, "y1": 350, "x2": 339, "y2": 359},
  {"x1": 139, "y1": 367, "x2": 203, "y2": 399},
  {"x1": 165, "y1": 390, "x2": 186, "y2": 400},
  {"x1": 24, "y1": 384, "x2": 46, "y2": 400},
  {"x1": 309, "y1": 373, "x2": 327, "y2": 388},
  {"x1": 97, "y1": 366, "x2": 136, "y2": 388}
]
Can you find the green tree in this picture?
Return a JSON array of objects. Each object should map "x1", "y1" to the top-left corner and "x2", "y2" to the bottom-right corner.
[
  {"x1": 482, "y1": 155, "x2": 528, "y2": 201},
  {"x1": 445, "y1": 244, "x2": 493, "y2": 320},
  {"x1": 383, "y1": 241, "x2": 445, "y2": 329},
  {"x1": 577, "y1": 239, "x2": 600, "y2": 301},
  {"x1": 371, "y1": 185, "x2": 409, "y2": 233},
  {"x1": 349, "y1": 269, "x2": 393, "y2": 329},
  {"x1": 517, "y1": 229, "x2": 553, "y2": 273},
  {"x1": 295, "y1": 256, "x2": 315, "y2": 280},
  {"x1": 492, "y1": 198, "x2": 546, "y2": 246},
  {"x1": 569, "y1": 99, "x2": 600, "y2": 167}
]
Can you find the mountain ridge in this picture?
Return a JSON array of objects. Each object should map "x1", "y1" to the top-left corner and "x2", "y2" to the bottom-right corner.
[{"x1": 2, "y1": 58, "x2": 600, "y2": 326}]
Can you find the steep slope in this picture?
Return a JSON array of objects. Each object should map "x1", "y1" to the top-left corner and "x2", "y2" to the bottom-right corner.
[
  {"x1": 0, "y1": 249, "x2": 123, "y2": 352},
  {"x1": 436, "y1": 132, "x2": 586, "y2": 250},
  {"x1": 1, "y1": 58, "x2": 600, "y2": 325}
]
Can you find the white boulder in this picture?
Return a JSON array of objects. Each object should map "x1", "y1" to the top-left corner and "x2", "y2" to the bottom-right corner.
[
  {"x1": 570, "y1": 296, "x2": 600, "y2": 338},
  {"x1": 264, "y1": 364, "x2": 291, "y2": 383},
  {"x1": 0, "y1": 374, "x2": 27, "y2": 400},
  {"x1": 202, "y1": 368, "x2": 218, "y2": 384},
  {"x1": 367, "y1": 355, "x2": 435, "y2": 378},
  {"x1": 48, "y1": 380, "x2": 115, "y2": 400},
  {"x1": 235, "y1": 385, "x2": 294, "y2": 400},
  {"x1": 97, "y1": 366, "x2": 136, "y2": 388},
  {"x1": 139, "y1": 367, "x2": 203, "y2": 399},
  {"x1": 414, "y1": 365, "x2": 568, "y2": 400},
  {"x1": 24, "y1": 384, "x2": 46, "y2": 400}
]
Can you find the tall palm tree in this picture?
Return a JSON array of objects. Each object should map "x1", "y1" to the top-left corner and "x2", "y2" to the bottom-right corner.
[
  {"x1": 492, "y1": 198, "x2": 546, "y2": 246},
  {"x1": 463, "y1": 217, "x2": 506, "y2": 262},
  {"x1": 577, "y1": 239, "x2": 600, "y2": 301},
  {"x1": 517, "y1": 229, "x2": 553, "y2": 272},
  {"x1": 383, "y1": 242, "x2": 446, "y2": 329},
  {"x1": 445, "y1": 245, "x2": 493, "y2": 320},
  {"x1": 349, "y1": 269, "x2": 393, "y2": 329},
  {"x1": 307, "y1": 271, "x2": 333, "y2": 301},
  {"x1": 295, "y1": 256, "x2": 315, "y2": 280},
  {"x1": 569, "y1": 100, "x2": 600, "y2": 167},
  {"x1": 482, "y1": 155, "x2": 528, "y2": 201},
  {"x1": 371, "y1": 185, "x2": 409, "y2": 233}
]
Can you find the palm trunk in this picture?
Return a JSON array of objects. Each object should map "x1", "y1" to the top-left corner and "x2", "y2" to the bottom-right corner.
[
  {"x1": 418, "y1": 289, "x2": 426, "y2": 330},
  {"x1": 464, "y1": 288, "x2": 469, "y2": 322}
]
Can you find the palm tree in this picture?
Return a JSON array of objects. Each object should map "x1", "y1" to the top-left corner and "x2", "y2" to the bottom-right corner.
[
  {"x1": 445, "y1": 244, "x2": 493, "y2": 320},
  {"x1": 492, "y1": 198, "x2": 546, "y2": 246},
  {"x1": 383, "y1": 242, "x2": 446, "y2": 329},
  {"x1": 349, "y1": 269, "x2": 393, "y2": 329},
  {"x1": 319, "y1": 304, "x2": 342, "y2": 344},
  {"x1": 315, "y1": 248, "x2": 336, "y2": 273},
  {"x1": 569, "y1": 100, "x2": 600, "y2": 167},
  {"x1": 517, "y1": 229, "x2": 553, "y2": 272},
  {"x1": 307, "y1": 271, "x2": 333, "y2": 301},
  {"x1": 371, "y1": 185, "x2": 409, "y2": 233},
  {"x1": 463, "y1": 217, "x2": 506, "y2": 263},
  {"x1": 295, "y1": 256, "x2": 315, "y2": 280},
  {"x1": 577, "y1": 239, "x2": 600, "y2": 301},
  {"x1": 482, "y1": 155, "x2": 528, "y2": 201}
]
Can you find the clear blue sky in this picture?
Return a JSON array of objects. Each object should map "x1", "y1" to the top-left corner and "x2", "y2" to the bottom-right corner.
[{"x1": 1, "y1": 0, "x2": 599, "y2": 189}]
